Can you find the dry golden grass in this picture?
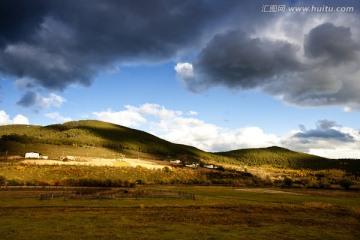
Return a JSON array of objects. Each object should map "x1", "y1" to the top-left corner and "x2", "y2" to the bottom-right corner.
[{"x1": 302, "y1": 202, "x2": 334, "y2": 209}]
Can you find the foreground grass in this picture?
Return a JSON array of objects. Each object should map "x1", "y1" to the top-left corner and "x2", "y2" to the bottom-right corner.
[
  {"x1": 0, "y1": 186, "x2": 359, "y2": 240},
  {"x1": 0, "y1": 162, "x2": 206, "y2": 185}
]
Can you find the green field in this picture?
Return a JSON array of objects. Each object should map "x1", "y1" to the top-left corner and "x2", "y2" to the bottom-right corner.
[{"x1": 0, "y1": 186, "x2": 359, "y2": 240}]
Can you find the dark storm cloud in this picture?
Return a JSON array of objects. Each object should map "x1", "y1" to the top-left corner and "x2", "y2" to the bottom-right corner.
[
  {"x1": 190, "y1": 30, "x2": 301, "y2": 91},
  {"x1": 3, "y1": 0, "x2": 360, "y2": 110},
  {"x1": 16, "y1": 91, "x2": 37, "y2": 107},
  {"x1": 184, "y1": 18, "x2": 360, "y2": 109},
  {"x1": 316, "y1": 120, "x2": 338, "y2": 130},
  {"x1": 0, "y1": 0, "x2": 239, "y2": 92},
  {"x1": 304, "y1": 23, "x2": 360, "y2": 64},
  {"x1": 0, "y1": 0, "x2": 49, "y2": 46},
  {"x1": 292, "y1": 120, "x2": 354, "y2": 142}
]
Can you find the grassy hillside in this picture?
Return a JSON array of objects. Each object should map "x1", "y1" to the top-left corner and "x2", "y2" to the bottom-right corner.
[
  {"x1": 217, "y1": 146, "x2": 360, "y2": 173},
  {"x1": 0, "y1": 120, "x2": 231, "y2": 163},
  {"x1": 1, "y1": 120, "x2": 358, "y2": 173}
]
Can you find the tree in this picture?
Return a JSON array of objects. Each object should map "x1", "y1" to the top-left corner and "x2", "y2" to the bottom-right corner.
[{"x1": 283, "y1": 177, "x2": 293, "y2": 188}]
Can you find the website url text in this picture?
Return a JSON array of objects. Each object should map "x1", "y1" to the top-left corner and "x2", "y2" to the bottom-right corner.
[{"x1": 261, "y1": 5, "x2": 355, "y2": 13}]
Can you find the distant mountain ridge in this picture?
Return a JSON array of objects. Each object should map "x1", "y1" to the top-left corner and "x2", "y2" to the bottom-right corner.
[{"x1": 0, "y1": 120, "x2": 359, "y2": 172}]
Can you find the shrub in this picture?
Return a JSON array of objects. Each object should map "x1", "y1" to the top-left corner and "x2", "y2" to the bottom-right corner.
[
  {"x1": 26, "y1": 179, "x2": 38, "y2": 186},
  {"x1": 282, "y1": 177, "x2": 293, "y2": 188},
  {"x1": 6, "y1": 179, "x2": 23, "y2": 186},
  {"x1": 339, "y1": 178, "x2": 354, "y2": 190},
  {"x1": 297, "y1": 178, "x2": 309, "y2": 187},
  {"x1": 319, "y1": 179, "x2": 331, "y2": 189},
  {"x1": 163, "y1": 166, "x2": 171, "y2": 173}
]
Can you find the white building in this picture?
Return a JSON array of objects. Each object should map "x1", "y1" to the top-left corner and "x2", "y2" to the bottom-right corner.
[
  {"x1": 185, "y1": 163, "x2": 197, "y2": 168},
  {"x1": 170, "y1": 159, "x2": 181, "y2": 164},
  {"x1": 204, "y1": 164, "x2": 214, "y2": 169},
  {"x1": 25, "y1": 152, "x2": 40, "y2": 159}
]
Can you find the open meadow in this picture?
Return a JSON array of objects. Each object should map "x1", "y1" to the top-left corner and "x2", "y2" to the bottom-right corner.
[
  {"x1": 1, "y1": 120, "x2": 360, "y2": 239},
  {"x1": 0, "y1": 185, "x2": 359, "y2": 240}
]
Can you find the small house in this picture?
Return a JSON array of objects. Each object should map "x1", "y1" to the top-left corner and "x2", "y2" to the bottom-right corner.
[
  {"x1": 204, "y1": 164, "x2": 214, "y2": 169},
  {"x1": 185, "y1": 163, "x2": 197, "y2": 168},
  {"x1": 170, "y1": 159, "x2": 181, "y2": 164},
  {"x1": 25, "y1": 152, "x2": 40, "y2": 159}
]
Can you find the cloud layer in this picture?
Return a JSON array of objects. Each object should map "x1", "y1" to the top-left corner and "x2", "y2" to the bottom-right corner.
[
  {"x1": 2, "y1": 1, "x2": 359, "y2": 110},
  {"x1": 182, "y1": 20, "x2": 360, "y2": 109},
  {"x1": 176, "y1": 2, "x2": 360, "y2": 110},
  {"x1": 0, "y1": 0, "x2": 237, "y2": 104}
]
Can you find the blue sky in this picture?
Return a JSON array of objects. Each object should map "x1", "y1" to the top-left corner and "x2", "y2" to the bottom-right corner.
[{"x1": 1, "y1": 0, "x2": 360, "y2": 158}]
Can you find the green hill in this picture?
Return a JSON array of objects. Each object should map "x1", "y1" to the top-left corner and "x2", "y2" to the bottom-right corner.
[
  {"x1": 0, "y1": 120, "x2": 358, "y2": 172},
  {"x1": 216, "y1": 146, "x2": 350, "y2": 170},
  {"x1": 0, "y1": 120, "x2": 229, "y2": 163}
]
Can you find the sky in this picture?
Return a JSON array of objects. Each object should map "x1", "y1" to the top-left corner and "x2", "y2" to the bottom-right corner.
[{"x1": 1, "y1": 0, "x2": 360, "y2": 158}]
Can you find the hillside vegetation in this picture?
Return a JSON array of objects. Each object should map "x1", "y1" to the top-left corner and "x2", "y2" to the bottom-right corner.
[
  {"x1": 0, "y1": 120, "x2": 231, "y2": 164},
  {"x1": 218, "y1": 146, "x2": 331, "y2": 169},
  {"x1": 0, "y1": 120, "x2": 359, "y2": 173}
]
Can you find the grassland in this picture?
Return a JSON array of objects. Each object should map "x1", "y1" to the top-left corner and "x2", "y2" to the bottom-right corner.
[
  {"x1": 2, "y1": 120, "x2": 359, "y2": 173},
  {"x1": 1, "y1": 121, "x2": 360, "y2": 239},
  {"x1": 0, "y1": 185, "x2": 359, "y2": 240}
]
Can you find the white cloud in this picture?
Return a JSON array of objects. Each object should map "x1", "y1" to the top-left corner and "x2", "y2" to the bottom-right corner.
[
  {"x1": 92, "y1": 103, "x2": 281, "y2": 152},
  {"x1": 0, "y1": 110, "x2": 29, "y2": 125},
  {"x1": 92, "y1": 107, "x2": 146, "y2": 127},
  {"x1": 188, "y1": 111, "x2": 198, "y2": 116},
  {"x1": 37, "y1": 93, "x2": 66, "y2": 108},
  {"x1": 44, "y1": 112, "x2": 72, "y2": 123},
  {"x1": 174, "y1": 62, "x2": 194, "y2": 80},
  {"x1": 308, "y1": 148, "x2": 360, "y2": 159},
  {"x1": 12, "y1": 114, "x2": 30, "y2": 124},
  {"x1": 139, "y1": 103, "x2": 181, "y2": 119}
]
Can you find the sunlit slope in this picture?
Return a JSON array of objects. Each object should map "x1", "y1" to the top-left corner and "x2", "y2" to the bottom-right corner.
[
  {"x1": 1, "y1": 121, "x2": 358, "y2": 172},
  {"x1": 0, "y1": 120, "x2": 225, "y2": 162}
]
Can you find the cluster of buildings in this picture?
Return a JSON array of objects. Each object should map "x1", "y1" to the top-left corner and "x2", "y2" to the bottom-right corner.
[
  {"x1": 23, "y1": 152, "x2": 219, "y2": 170},
  {"x1": 169, "y1": 159, "x2": 218, "y2": 169}
]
